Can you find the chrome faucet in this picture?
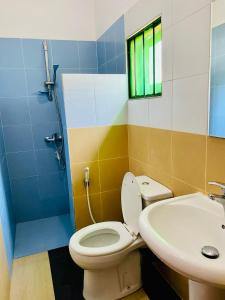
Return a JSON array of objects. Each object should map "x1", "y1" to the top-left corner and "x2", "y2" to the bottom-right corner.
[{"x1": 208, "y1": 181, "x2": 225, "y2": 215}]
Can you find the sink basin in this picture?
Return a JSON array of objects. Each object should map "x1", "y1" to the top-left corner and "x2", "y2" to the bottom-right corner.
[{"x1": 139, "y1": 192, "x2": 225, "y2": 300}]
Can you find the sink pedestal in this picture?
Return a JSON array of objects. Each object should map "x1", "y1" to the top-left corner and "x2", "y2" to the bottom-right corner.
[{"x1": 189, "y1": 280, "x2": 225, "y2": 300}]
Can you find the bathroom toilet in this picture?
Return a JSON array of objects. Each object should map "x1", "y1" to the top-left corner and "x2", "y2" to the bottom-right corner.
[{"x1": 69, "y1": 172, "x2": 172, "y2": 300}]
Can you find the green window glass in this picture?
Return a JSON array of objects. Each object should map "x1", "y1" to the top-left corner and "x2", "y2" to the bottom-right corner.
[
  {"x1": 128, "y1": 18, "x2": 162, "y2": 99},
  {"x1": 154, "y1": 23, "x2": 162, "y2": 94},
  {"x1": 129, "y1": 40, "x2": 136, "y2": 97},
  {"x1": 144, "y1": 27, "x2": 154, "y2": 96},
  {"x1": 135, "y1": 34, "x2": 144, "y2": 96}
]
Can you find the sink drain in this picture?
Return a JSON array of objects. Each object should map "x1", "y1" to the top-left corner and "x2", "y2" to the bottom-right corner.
[{"x1": 201, "y1": 246, "x2": 219, "y2": 259}]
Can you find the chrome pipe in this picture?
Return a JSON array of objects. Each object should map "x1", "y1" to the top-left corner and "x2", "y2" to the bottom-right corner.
[
  {"x1": 43, "y1": 40, "x2": 53, "y2": 100},
  {"x1": 43, "y1": 40, "x2": 51, "y2": 83}
]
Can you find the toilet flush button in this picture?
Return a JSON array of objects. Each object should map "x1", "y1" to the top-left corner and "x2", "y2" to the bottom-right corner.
[{"x1": 201, "y1": 246, "x2": 219, "y2": 259}]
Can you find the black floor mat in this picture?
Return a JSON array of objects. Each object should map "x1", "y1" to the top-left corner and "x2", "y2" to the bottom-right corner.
[
  {"x1": 48, "y1": 247, "x2": 84, "y2": 300},
  {"x1": 141, "y1": 249, "x2": 181, "y2": 300},
  {"x1": 49, "y1": 247, "x2": 181, "y2": 300}
]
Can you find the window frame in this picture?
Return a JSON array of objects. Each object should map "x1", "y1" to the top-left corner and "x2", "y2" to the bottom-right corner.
[{"x1": 127, "y1": 17, "x2": 162, "y2": 99}]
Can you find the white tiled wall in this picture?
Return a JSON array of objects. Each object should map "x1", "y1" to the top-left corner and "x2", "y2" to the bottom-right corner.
[
  {"x1": 149, "y1": 81, "x2": 173, "y2": 130},
  {"x1": 62, "y1": 74, "x2": 128, "y2": 128},
  {"x1": 126, "y1": 0, "x2": 212, "y2": 135}
]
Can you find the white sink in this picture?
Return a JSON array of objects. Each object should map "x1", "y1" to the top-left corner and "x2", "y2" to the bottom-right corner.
[{"x1": 139, "y1": 192, "x2": 225, "y2": 300}]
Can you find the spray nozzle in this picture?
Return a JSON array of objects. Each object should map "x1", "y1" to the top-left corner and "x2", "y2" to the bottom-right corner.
[{"x1": 84, "y1": 167, "x2": 90, "y2": 187}]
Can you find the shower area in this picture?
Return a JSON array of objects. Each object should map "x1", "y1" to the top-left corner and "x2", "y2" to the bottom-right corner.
[
  {"x1": 0, "y1": 38, "x2": 97, "y2": 258},
  {"x1": 0, "y1": 15, "x2": 124, "y2": 260}
]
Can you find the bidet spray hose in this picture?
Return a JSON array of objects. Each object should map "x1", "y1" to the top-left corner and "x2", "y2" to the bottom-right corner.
[{"x1": 84, "y1": 167, "x2": 96, "y2": 224}]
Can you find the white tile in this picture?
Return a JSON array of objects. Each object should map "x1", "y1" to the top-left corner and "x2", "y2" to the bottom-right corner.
[
  {"x1": 172, "y1": 73, "x2": 209, "y2": 135},
  {"x1": 173, "y1": 6, "x2": 211, "y2": 79},
  {"x1": 94, "y1": 74, "x2": 128, "y2": 125},
  {"x1": 62, "y1": 74, "x2": 94, "y2": 92},
  {"x1": 64, "y1": 90, "x2": 96, "y2": 128},
  {"x1": 162, "y1": 28, "x2": 173, "y2": 82},
  {"x1": 172, "y1": 0, "x2": 211, "y2": 24},
  {"x1": 125, "y1": 0, "x2": 172, "y2": 38},
  {"x1": 148, "y1": 81, "x2": 172, "y2": 130},
  {"x1": 128, "y1": 99, "x2": 149, "y2": 126},
  {"x1": 162, "y1": 0, "x2": 173, "y2": 30}
]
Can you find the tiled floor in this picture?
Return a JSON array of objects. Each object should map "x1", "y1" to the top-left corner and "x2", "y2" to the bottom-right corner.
[
  {"x1": 14, "y1": 214, "x2": 73, "y2": 258},
  {"x1": 10, "y1": 252, "x2": 149, "y2": 300}
]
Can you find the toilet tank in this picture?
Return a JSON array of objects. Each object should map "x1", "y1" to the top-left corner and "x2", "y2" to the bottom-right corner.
[{"x1": 136, "y1": 176, "x2": 173, "y2": 208}]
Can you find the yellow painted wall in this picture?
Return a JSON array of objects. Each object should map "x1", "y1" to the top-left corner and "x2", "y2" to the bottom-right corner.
[
  {"x1": 0, "y1": 224, "x2": 10, "y2": 300},
  {"x1": 68, "y1": 125, "x2": 128, "y2": 229}
]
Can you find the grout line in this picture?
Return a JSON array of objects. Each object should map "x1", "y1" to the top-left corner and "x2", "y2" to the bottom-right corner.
[
  {"x1": 170, "y1": 128, "x2": 173, "y2": 178},
  {"x1": 129, "y1": 154, "x2": 205, "y2": 194},
  {"x1": 95, "y1": 41, "x2": 99, "y2": 74},
  {"x1": 8, "y1": 169, "x2": 65, "y2": 182},
  {"x1": 75, "y1": 187, "x2": 121, "y2": 198},
  {"x1": 173, "y1": 71, "x2": 210, "y2": 82},
  {"x1": 171, "y1": 3, "x2": 211, "y2": 27},
  {"x1": 5, "y1": 147, "x2": 62, "y2": 155},
  {"x1": 67, "y1": 123, "x2": 127, "y2": 130},
  {"x1": 77, "y1": 42, "x2": 81, "y2": 72},
  {"x1": 172, "y1": 176, "x2": 205, "y2": 193},
  {"x1": 204, "y1": 135, "x2": 208, "y2": 193},
  {"x1": 71, "y1": 155, "x2": 129, "y2": 165},
  {"x1": 128, "y1": 123, "x2": 208, "y2": 137}
]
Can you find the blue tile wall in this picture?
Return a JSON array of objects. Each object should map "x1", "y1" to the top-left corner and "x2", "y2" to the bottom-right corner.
[
  {"x1": 97, "y1": 16, "x2": 126, "y2": 74},
  {"x1": 210, "y1": 24, "x2": 225, "y2": 137},
  {"x1": 51, "y1": 40, "x2": 79, "y2": 69},
  {"x1": 7, "y1": 151, "x2": 37, "y2": 179},
  {"x1": 0, "y1": 114, "x2": 15, "y2": 271},
  {"x1": 3, "y1": 125, "x2": 33, "y2": 152},
  {"x1": 0, "y1": 98, "x2": 30, "y2": 126},
  {"x1": 0, "y1": 39, "x2": 23, "y2": 68},
  {"x1": 78, "y1": 41, "x2": 98, "y2": 70},
  {"x1": 0, "y1": 69, "x2": 27, "y2": 98},
  {"x1": 0, "y1": 37, "x2": 98, "y2": 229}
]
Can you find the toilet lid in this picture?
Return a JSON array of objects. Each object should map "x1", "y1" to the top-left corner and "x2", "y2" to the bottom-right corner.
[{"x1": 121, "y1": 172, "x2": 142, "y2": 235}]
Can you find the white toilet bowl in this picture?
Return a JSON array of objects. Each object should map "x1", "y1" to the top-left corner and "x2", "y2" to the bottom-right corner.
[
  {"x1": 69, "y1": 173, "x2": 172, "y2": 300},
  {"x1": 70, "y1": 221, "x2": 145, "y2": 270},
  {"x1": 69, "y1": 221, "x2": 145, "y2": 300}
]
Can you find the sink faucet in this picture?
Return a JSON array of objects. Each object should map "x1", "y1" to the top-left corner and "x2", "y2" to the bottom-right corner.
[{"x1": 208, "y1": 181, "x2": 225, "y2": 216}]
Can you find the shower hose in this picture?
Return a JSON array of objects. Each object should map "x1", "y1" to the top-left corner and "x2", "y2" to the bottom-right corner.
[{"x1": 85, "y1": 183, "x2": 96, "y2": 224}]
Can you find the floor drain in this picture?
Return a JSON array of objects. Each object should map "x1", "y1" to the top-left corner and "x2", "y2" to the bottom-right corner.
[{"x1": 201, "y1": 246, "x2": 219, "y2": 259}]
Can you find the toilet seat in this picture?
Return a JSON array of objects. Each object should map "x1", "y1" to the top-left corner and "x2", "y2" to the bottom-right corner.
[
  {"x1": 70, "y1": 221, "x2": 134, "y2": 257},
  {"x1": 121, "y1": 172, "x2": 142, "y2": 235},
  {"x1": 70, "y1": 173, "x2": 144, "y2": 258}
]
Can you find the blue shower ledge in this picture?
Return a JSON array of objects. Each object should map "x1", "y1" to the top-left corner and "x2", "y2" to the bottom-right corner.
[{"x1": 14, "y1": 214, "x2": 73, "y2": 258}]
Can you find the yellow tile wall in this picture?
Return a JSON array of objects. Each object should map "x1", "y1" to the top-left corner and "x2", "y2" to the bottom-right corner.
[
  {"x1": 68, "y1": 125, "x2": 128, "y2": 230},
  {"x1": 68, "y1": 124, "x2": 225, "y2": 230},
  {"x1": 128, "y1": 125, "x2": 225, "y2": 300},
  {"x1": 67, "y1": 123, "x2": 225, "y2": 300},
  {"x1": 128, "y1": 125, "x2": 225, "y2": 197},
  {"x1": 0, "y1": 224, "x2": 10, "y2": 300}
]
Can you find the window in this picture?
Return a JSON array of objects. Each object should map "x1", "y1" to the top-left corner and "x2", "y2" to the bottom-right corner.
[{"x1": 128, "y1": 18, "x2": 162, "y2": 99}]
